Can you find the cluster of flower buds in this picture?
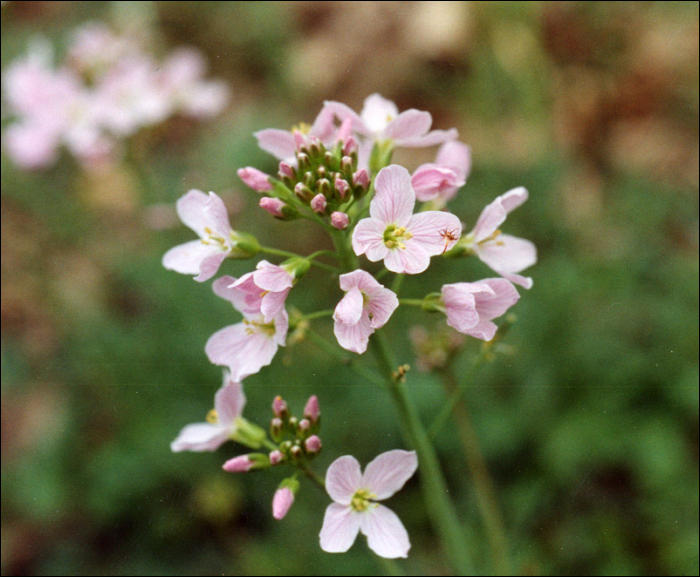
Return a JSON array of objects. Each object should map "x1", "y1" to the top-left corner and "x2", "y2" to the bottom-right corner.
[{"x1": 269, "y1": 395, "x2": 322, "y2": 463}]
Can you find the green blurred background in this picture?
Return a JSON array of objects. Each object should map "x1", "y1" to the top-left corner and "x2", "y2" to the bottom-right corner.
[{"x1": 1, "y1": 2, "x2": 698, "y2": 575}]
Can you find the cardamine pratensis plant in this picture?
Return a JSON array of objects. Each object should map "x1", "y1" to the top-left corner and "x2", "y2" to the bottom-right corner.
[{"x1": 165, "y1": 94, "x2": 536, "y2": 572}]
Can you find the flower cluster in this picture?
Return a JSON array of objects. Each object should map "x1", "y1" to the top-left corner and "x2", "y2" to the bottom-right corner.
[
  {"x1": 2, "y1": 23, "x2": 229, "y2": 170},
  {"x1": 165, "y1": 94, "x2": 536, "y2": 560}
]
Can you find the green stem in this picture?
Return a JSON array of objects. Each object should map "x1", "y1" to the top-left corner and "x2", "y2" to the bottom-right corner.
[
  {"x1": 379, "y1": 557, "x2": 405, "y2": 577},
  {"x1": 298, "y1": 463, "x2": 325, "y2": 489},
  {"x1": 370, "y1": 333, "x2": 473, "y2": 575},
  {"x1": 301, "y1": 310, "x2": 334, "y2": 322},
  {"x1": 259, "y1": 246, "x2": 341, "y2": 274},
  {"x1": 398, "y1": 298, "x2": 424, "y2": 307},
  {"x1": 390, "y1": 273, "x2": 404, "y2": 296},
  {"x1": 439, "y1": 367, "x2": 510, "y2": 576},
  {"x1": 330, "y1": 229, "x2": 358, "y2": 271}
]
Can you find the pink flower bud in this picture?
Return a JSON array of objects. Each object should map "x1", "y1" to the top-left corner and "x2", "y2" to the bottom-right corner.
[
  {"x1": 278, "y1": 161, "x2": 295, "y2": 179},
  {"x1": 269, "y1": 450, "x2": 284, "y2": 465},
  {"x1": 222, "y1": 455, "x2": 254, "y2": 473},
  {"x1": 342, "y1": 136, "x2": 358, "y2": 156},
  {"x1": 341, "y1": 155, "x2": 354, "y2": 173},
  {"x1": 293, "y1": 130, "x2": 306, "y2": 151},
  {"x1": 303, "y1": 395, "x2": 320, "y2": 422},
  {"x1": 335, "y1": 178, "x2": 350, "y2": 199},
  {"x1": 259, "y1": 197, "x2": 287, "y2": 218},
  {"x1": 353, "y1": 168, "x2": 370, "y2": 189},
  {"x1": 238, "y1": 167, "x2": 272, "y2": 192},
  {"x1": 294, "y1": 182, "x2": 314, "y2": 202},
  {"x1": 272, "y1": 487, "x2": 295, "y2": 520},
  {"x1": 298, "y1": 418, "x2": 311, "y2": 432},
  {"x1": 331, "y1": 211, "x2": 349, "y2": 230},
  {"x1": 272, "y1": 395, "x2": 288, "y2": 418},
  {"x1": 310, "y1": 193, "x2": 327, "y2": 214},
  {"x1": 304, "y1": 435, "x2": 322, "y2": 454}
]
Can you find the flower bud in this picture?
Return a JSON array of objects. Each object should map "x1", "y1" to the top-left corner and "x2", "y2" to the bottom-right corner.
[
  {"x1": 324, "y1": 151, "x2": 335, "y2": 167},
  {"x1": 238, "y1": 167, "x2": 273, "y2": 192},
  {"x1": 270, "y1": 417, "x2": 284, "y2": 441},
  {"x1": 298, "y1": 418, "x2": 311, "y2": 433},
  {"x1": 334, "y1": 178, "x2": 350, "y2": 199},
  {"x1": 330, "y1": 211, "x2": 350, "y2": 230},
  {"x1": 316, "y1": 165, "x2": 327, "y2": 179},
  {"x1": 228, "y1": 231, "x2": 261, "y2": 259},
  {"x1": 272, "y1": 487, "x2": 295, "y2": 520},
  {"x1": 260, "y1": 197, "x2": 297, "y2": 220},
  {"x1": 342, "y1": 136, "x2": 358, "y2": 156},
  {"x1": 341, "y1": 155, "x2": 354, "y2": 174},
  {"x1": 352, "y1": 168, "x2": 370, "y2": 189},
  {"x1": 304, "y1": 435, "x2": 322, "y2": 454},
  {"x1": 222, "y1": 453, "x2": 269, "y2": 473},
  {"x1": 297, "y1": 152, "x2": 311, "y2": 170},
  {"x1": 316, "y1": 178, "x2": 331, "y2": 197},
  {"x1": 288, "y1": 416, "x2": 299, "y2": 432},
  {"x1": 269, "y1": 449, "x2": 284, "y2": 465},
  {"x1": 278, "y1": 161, "x2": 295, "y2": 180},
  {"x1": 272, "y1": 396, "x2": 288, "y2": 418},
  {"x1": 303, "y1": 395, "x2": 320, "y2": 423},
  {"x1": 290, "y1": 444, "x2": 303, "y2": 460},
  {"x1": 310, "y1": 193, "x2": 328, "y2": 214},
  {"x1": 295, "y1": 182, "x2": 314, "y2": 202}
]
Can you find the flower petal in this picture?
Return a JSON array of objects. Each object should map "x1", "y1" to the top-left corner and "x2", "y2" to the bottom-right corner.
[
  {"x1": 323, "y1": 100, "x2": 370, "y2": 136},
  {"x1": 360, "y1": 93, "x2": 399, "y2": 134},
  {"x1": 334, "y1": 286, "x2": 364, "y2": 325},
  {"x1": 475, "y1": 234, "x2": 537, "y2": 274},
  {"x1": 362, "y1": 450, "x2": 418, "y2": 500},
  {"x1": 162, "y1": 240, "x2": 221, "y2": 276},
  {"x1": 254, "y1": 260, "x2": 294, "y2": 292},
  {"x1": 326, "y1": 455, "x2": 363, "y2": 505},
  {"x1": 170, "y1": 423, "x2": 229, "y2": 452},
  {"x1": 397, "y1": 127, "x2": 458, "y2": 148},
  {"x1": 471, "y1": 278, "x2": 520, "y2": 320},
  {"x1": 254, "y1": 128, "x2": 296, "y2": 161},
  {"x1": 213, "y1": 275, "x2": 262, "y2": 315},
  {"x1": 352, "y1": 217, "x2": 389, "y2": 261},
  {"x1": 203, "y1": 191, "x2": 233, "y2": 238},
  {"x1": 195, "y1": 250, "x2": 228, "y2": 282},
  {"x1": 500, "y1": 186, "x2": 528, "y2": 214},
  {"x1": 463, "y1": 319, "x2": 499, "y2": 341},
  {"x1": 334, "y1": 312, "x2": 373, "y2": 354},
  {"x1": 408, "y1": 211, "x2": 462, "y2": 256},
  {"x1": 471, "y1": 196, "x2": 508, "y2": 243},
  {"x1": 499, "y1": 271, "x2": 534, "y2": 290},
  {"x1": 205, "y1": 323, "x2": 279, "y2": 381},
  {"x1": 175, "y1": 189, "x2": 213, "y2": 237},
  {"x1": 412, "y1": 164, "x2": 458, "y2": 202},
  {"x1": 383, "y1": 243, "x2": 431, "y2": 275},
  {"x1": 260, "y1": 288, "x2": 290, "y2": 324},
  {"x1": 436, "y1": 141, "x2": 472, "y2": 182},
  {"x1": 359, "y1": 504, "x2": 411, "y2": 559},
  {"x1": 366, "y1": 289, "x2": 399, "y2": 329},
  {"x1": 384, "y1": 109, "x2": 432, "y2": 141},
  {"x1": 442, "y1": 284, "x2": 480, "y2": 333},
  {"x1": 370, "y1": 165, "x2": 415, "y2": 226},
  {"x1": 320, "y1": 504, "x2": 361, "y2": 553},
  {"x1": 214, "y1": 373, "x2": 246, "y2": 425}
]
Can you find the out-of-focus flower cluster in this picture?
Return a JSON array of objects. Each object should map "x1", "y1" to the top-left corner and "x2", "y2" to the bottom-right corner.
[{"x1": 2, "y1": 23, "x2": 229, "y2": 170}]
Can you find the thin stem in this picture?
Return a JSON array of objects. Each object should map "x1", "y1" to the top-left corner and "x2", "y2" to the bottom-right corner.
[
  {"x1": 305, "y1": 328, "x2": 385, "y2": 388},
  {"x1": 261, "y1": 439, "x2": 278, "y2": 452},
  {"x1": 259, "y1": 246, "x2": 342, "y2": 274},
  {"x1": 301, "y1": 310, "x2": 334, "y2": 322},
  {"x1": 307, "y1": 250, "x2": 340, "y2": 261},
  {"x1": 330, "y1": 229, "x2": 358, "y2": 271},
  {"x1": 399, "y1": 298, "x2": 424, "y2": 307},
  {"x1": 379, "y1": 557, "x2": 405, "y2": 577},
  {"x1": 370, "y1": 333, "x2": 473, "y2": 575},
  {"x1": 439, "y1": 367, "x2": 510, "y2": 575},
  {"x1": 298, "y1": 463, "x2": 326, "y2": 489},
  {"x1": 390, "y1": 273, "x2": 404, "y2": 296}
]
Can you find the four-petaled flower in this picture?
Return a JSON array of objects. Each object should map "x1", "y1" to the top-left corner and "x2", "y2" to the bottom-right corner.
[
  {"x1": 230, "y1": 260, "x2": 296, "y2": 323},
  {"x1": 442, "y1": 278, "x2": 520, "y2": 341},
  {"x1": 466, "y1": 187, "x2": 537, "y2": 288},
  {"x1": 352, "y1": 165, "x2": 462, "y2": 274},
  {"x1": 163, "y1": 189, "x2": 248, "y2": 282},
  {"x1": 333, "y1": 270, "x2": 399, "y2": 354},
  {"x1": 412, "y1": 141, "x2": 471, "y2": 205},
  {"x1": 320, "y1": 450, "x2": 418, "y2": 559},
  {"x1": 171, "y1": 371, "x2": 245, "y2": 452},
  {"x1": 205, "y1": 275, "x2": 288, "y2": 381}
]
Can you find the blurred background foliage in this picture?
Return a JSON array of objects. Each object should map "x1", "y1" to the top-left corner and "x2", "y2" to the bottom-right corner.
[{"x1": 1, "y1": 1, "x2": 698, "y2": 575}]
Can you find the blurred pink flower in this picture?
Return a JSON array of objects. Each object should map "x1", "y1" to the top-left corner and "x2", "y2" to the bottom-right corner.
[
  {"x1": 171, "y1": 372, "x2": 246, "y2": 452},
  {"x1": 320, "y1": 450, "x2": 418, "y2": 559},
  {"x1": 333, "y1": 270, "x2": 398, "y2": 354},
  {"x1": 441, "y1": 278, "x2": 520, "y2": 340},
  {"x1": 205, "y1": 276, "x2": 288, "y2": 381},
  {"x1": 272, "y1": 487, "x2": 295, "y2": 520},
  {"x1": 352, "y1": 165, "x2": 462, "y2": 274},
  {"x1": 467, "y1": 187, "x2": 537, "y2": 288}
]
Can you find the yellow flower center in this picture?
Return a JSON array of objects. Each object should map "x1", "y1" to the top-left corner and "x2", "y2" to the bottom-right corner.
[
  {"x1": 383, "y1": 224, "x2": 413, "y2": 250},
  {"x1": 477, "y1": 229, "x2": 505, "y2": 247},
  {"x1": 200, "y1": 227, "x2": 228, "y2": 248},
  {"x1": 292, "y1": 122, "x2": 312, "y2": 134},
  {"x1": 350, "y1": 488, "x2": 378, "y2": 512},
  {"x1": 206, "y1": 409, "x2": 219, "y2": 424},
  {"x1": 243, "y1": 318, "x2": 276, "y2": 336}
]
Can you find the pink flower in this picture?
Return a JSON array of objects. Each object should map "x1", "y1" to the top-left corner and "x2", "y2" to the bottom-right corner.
[
  {"x1": 324, "y1": 93, "x2": 458, "y2": 148},
  {"x1": 206, "y1": 276, "x2": 288, "y2": 381},
  {"x1": 162, "y1": 190, "x2": 237, "y2": 282},
  {"x1": 229, "y1": 259, "x2": 300, "y2": 323},
  {"x1": 467, "y1": 187, "x2": 536, "y2": 288},
  {"x1": 352, "y1": 165, "x2": 462, "y2": 274},
  {"x1": 412, "y1": 141, "x2": 471, "y2": 203},
  {"x1": 441, "y1": 278, "x2": 520, "y2": 341},
  {"x1": 303, "y1": 395, "x2": 320, "y2": 423},
  {"x1": 320, "y1": 450, "x2": 418, "y2": 559},
  {"x1": 305, "y1": 435, "x2": 322, "y2": 454},
  {"x1": 170, "y1": 372, "x2": 246, "y2": 452},
  {"x1": 333, "y1": 270, "x2": 399, "y2": 354},
  {"x1": 273, "y1": 487, "x2": 295, "y2": 520},
  {"x1": 238, "y1": 167, "x2": 272, "y2": 192},
  {"x1": 330, "y1": 211, "x2": 350, "y2": 230}
]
